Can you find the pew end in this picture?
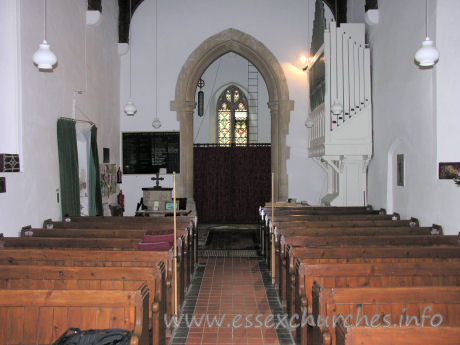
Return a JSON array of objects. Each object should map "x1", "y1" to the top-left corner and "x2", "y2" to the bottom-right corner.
[
  {"x1": 20, "y1": 225, "x2": 33, "y2": 237},
  {"x1": 431, "y1": 224, "x2": 443, "y2": 235},
  {"x1": 409, "y1": 217, "x2": 419, "y2": 227}
]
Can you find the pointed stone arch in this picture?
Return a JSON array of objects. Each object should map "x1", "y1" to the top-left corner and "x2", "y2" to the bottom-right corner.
[{"x1": 171, "y1": 28, "x2": 294, "y2": 201}]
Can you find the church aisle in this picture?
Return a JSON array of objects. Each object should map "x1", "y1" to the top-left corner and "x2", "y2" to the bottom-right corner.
[{"x1": 174, "y1": 257, "x2": 293, "y2": 345}]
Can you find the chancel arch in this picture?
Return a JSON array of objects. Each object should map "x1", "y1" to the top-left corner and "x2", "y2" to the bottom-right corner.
[{"x1": 171, "y1": 28, "x2": 294, "y2": 200}]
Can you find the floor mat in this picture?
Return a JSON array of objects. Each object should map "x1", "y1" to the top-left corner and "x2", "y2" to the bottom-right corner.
[
  {"x1": 204, "y1": 228, "x2": 257, "y2": 250},
  {"x1": 199, "y1": 249, "x2": 259, "y2": 258}
]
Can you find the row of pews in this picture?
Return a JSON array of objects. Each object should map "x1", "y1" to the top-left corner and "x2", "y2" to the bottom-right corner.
[
  {"x1": 0, "y1": 215, "x2": 198, "y2": 345},
  {"x1": 259, "y1": 204, "x2": 460, "y2": 345}
]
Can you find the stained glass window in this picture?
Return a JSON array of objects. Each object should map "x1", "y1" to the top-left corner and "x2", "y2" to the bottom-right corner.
[{"x1": 217, "y1": 85, "x2": 249, "y2": 146}]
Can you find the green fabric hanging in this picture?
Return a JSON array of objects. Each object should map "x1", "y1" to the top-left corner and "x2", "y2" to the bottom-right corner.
[
  {"x1": 57, "y1": 118, "x2": 80, "y2": 217},
  {"x1": 88, "y1": 125, "x2": 103, "y2": 216}
]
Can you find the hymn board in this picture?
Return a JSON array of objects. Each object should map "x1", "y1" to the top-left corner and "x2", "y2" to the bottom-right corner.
[{"x1": 122, "y1": 132, "x2": 180, "y2": 174}]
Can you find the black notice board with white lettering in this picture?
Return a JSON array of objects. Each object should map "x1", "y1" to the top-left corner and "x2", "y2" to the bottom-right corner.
[{"x1": 122, "y1": 132, "x2": 180, "y2": 174}]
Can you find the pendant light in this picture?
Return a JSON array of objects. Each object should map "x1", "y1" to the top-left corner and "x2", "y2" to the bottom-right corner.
[
  {"x1": 152, "y1": 0, "x2": 162, "y2": 128},
  {"x1": 415, "y1": 0, "x2": 439, "y2": 67},
  {"x1": 33, "y1": 0, "x2": 57, "y2": 70},
  {"x1": 124, "y1": 0, "x2": 137, "y2": 116}
]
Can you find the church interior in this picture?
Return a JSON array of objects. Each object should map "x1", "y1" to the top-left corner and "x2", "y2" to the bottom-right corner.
[{"x1": 0, "y1": 0, "x2": 459, "y2": 344}]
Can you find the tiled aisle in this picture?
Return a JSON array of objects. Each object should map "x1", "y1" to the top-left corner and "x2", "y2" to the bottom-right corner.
[{"x1": 171, "y1": 257, "x2": 294, "y2": 345}]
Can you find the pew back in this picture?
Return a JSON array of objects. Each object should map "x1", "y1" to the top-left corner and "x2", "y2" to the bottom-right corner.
[{"x1": 0, "y1": 285, "x2": 149, "y2": 345}]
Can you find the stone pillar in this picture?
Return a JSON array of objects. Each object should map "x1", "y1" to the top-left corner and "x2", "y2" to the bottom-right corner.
[
  {"x1": 171, "y1": 100, "x2": 195, "y2": 199},
  {"x1": 268, "y1": 100, "x2": 293, "y2": 201}
]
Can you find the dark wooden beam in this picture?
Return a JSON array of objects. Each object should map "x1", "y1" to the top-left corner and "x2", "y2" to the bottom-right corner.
[
  {"x1": 88, "y1": 0, "x2": 102, "y2": 12},
  {"x1": 365, "y1": 0, "x2": 378, "y2": 11},
  {"x1": 118, "y1": 0, "x2": 145, "y2": 43},
  {"x1": 323, "y1": 0, "x2": 347, "y2": 24}
]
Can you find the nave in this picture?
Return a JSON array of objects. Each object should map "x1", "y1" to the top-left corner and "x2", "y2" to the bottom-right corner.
[
  {"x1": 1, "y1": 203, "x2": 459, "y2": 345},
  {"x1": 170, "y1": 257, "x2": 290, "y2": 345}
]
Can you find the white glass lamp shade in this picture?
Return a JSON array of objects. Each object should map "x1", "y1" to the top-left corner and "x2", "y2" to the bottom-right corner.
[
  {"x1": 33, "y1": 40, "x2": 57, "y2": 70},
  {"x1": 415, "y1": 37, "x2": 439, "y2": 67},
  {"x1": 124, "y1": 99, "x2": 137, "y2": 116},
  {"x1": 152, "y1": 117, "x2": 162, "y2": 129},
  {"x1": 331, "y1": 100, "x2": 343, "y2": 115}
]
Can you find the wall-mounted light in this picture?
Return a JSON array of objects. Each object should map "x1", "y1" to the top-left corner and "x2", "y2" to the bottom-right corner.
[
  {"x1": 33, "y1": 0, "x2": 57, "y2": 70},
  {"x1": 415, "y1": 0, "x2": 439, "y2": 67},
  {"x1": 300, "y1": 55, "x2": 309, "y2": 71}
]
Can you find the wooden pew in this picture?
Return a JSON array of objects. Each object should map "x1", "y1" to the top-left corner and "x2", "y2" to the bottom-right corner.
[
  {"x1": 276, "y1": 234, "x2": 459, "y2": 309},
  {"x1": 260, "y1": 215, "x2": 418, "y2": 258},
  {"x1": 21, "y1": 225, "x2": 193, "y2": 290},
  {"x1": 1, "y1": 236, "x2": 141, "y2": 249},
  {"x1": 0, "y1": 265, "x2": 167, "y2": 345},
  {"x1": 284, "y1": 246, "x2": 460, "y2": 329},
  {"x1": 314, "y1": 286, "x2": 460, "y2": 345},
  {"x1": 0, "y1": 245, "x2": 187, "y2": 322},
  {"x1": 0, "y1": 285, "x2": 149, "y2": 345},
  {"x1": 334, "y1": 324, "x2": 460, "y2": 345},
  {"x1": 42, "y1": 219, "x2": 197, "y2": 278},
  {"x1": 259, "y1": 205, "x2": 383, "y2": 255},
  {"x1": 56, "y1": 215, "x2": 196, "y2": 224},
  {"x1": 294, "y1": 262, "x2": 460, "y2": 345},
  {"x1": 268, "y1": 225, "x2": 439, "y2": 278},
  {"x1": 24, "y1": 227, "x2": 176, "y2": 238},
  {"x1": 0, "y1": 248, "x2": 183, "y2": 329},
  {"x1": 261, "y1": 205, "x2": 375, "y2": 214},
  {"x1": 45, "y1": 219, "x2": 193, "y2": 229}
]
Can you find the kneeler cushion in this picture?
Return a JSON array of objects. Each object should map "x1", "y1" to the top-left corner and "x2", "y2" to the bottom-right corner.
[{"x1": 138, "y1": 241, "x2": 171, "y2": 251}]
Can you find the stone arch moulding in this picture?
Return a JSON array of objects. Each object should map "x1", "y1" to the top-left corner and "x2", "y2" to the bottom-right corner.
[{"x1": 171, "y1": 28, "x2": 294, "y2": 201}]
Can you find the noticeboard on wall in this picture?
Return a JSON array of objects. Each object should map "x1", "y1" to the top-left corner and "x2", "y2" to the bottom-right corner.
[{"x1": 122, "y1": 132, "x2": 180, "y2": 174}]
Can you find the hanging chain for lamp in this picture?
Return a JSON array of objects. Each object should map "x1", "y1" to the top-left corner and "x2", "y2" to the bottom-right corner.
[
  {"x1": 124, "y1": 0, "x2": 137, "y2": 115},
  {"x1": 129, "y1": 0, "x2": 132, "y2": 99},
  {"x1": 152, "y1": 0, "x2": 162, "y2": 128}
]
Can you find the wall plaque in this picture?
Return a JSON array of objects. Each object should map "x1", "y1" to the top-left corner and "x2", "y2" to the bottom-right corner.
[
  {"x1": 0, "y1": 154, "x2": 20, "y2": 172},
  {"x1": 439, "y1": 162, "x2": 460, "y2": 179},
  {"x1": 122, "y1": 132, "x2": 180, "y2": 174}
]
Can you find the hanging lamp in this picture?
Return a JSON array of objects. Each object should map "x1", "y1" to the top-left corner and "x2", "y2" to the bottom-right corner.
[
  {"x1": 33, "y1": 0, "x2": 57, "y2": 70},
  {"x1": 197, "y1": 79, "x2": 205, "y2": 117},
  {"x1": 152, "y1": 0, "x2": 162, "y2": 128},
  {"x1": 124, "y1": 0, "x2": 137, "y2": 116},
  {"x1": 415, "y1": 0, "x2": 439, "y2": 67}
]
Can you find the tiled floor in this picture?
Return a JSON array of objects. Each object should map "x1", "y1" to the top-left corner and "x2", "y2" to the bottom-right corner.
[{"x1": 171, "y1": 257, "x2": 294, "y2": 345}]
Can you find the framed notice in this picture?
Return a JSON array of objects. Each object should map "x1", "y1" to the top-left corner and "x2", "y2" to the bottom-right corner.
[
  {"x1": 165, "y1": 201, "x2": 179, "y2": 211},
  {"x1": 122, "y1": 132, "x2": 180, "y2": 174}
]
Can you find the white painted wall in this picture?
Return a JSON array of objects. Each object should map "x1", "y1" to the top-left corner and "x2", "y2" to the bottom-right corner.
[
  {"x1": 361, "y1": 0, "x2": 460, "y2": 234},
  {"x1": 0, "y1": 0, "x2": 120, "y2": 236},
  {"x1": 0, "y1": 0, "x2": 21, "y2": 156},
  {"x1": 193, "y1": 52, "x2": 270, "y2": 144},
  {"x1": 120, "y1": 0, "x2": 327, "y2": 215},
  {"x1": 436, "y1": 0, "x2": 460, "y2": 163}
]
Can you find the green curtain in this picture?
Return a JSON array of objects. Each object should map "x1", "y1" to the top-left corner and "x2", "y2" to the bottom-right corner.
[
  {"x1": 57, "y1": 118, "x2": 80, "y2": 217},
  {"x1": 88, "y1": 125, "x2": 103, "y2": 216}
]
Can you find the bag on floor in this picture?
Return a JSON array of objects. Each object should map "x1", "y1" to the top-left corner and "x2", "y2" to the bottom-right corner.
[{"x1": 52, "y1": 328, "x2": 132, "y2": 345}]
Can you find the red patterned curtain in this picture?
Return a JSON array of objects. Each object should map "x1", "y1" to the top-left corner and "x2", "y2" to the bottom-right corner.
[{"x1": 194, "y1": 145, "x2": 271, "y2": 222}]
